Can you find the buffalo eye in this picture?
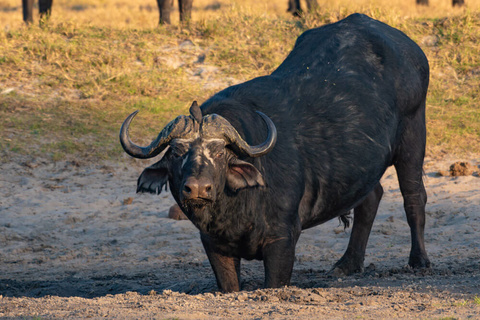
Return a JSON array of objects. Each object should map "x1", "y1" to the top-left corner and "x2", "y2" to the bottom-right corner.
[{"x1": 215, "y1": 151, "x2": 225, "y2": 158}]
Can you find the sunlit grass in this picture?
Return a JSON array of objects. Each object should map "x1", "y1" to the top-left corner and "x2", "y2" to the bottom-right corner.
[{"x1": 0, "y1": 0, "x2": 479, "y2": 161}]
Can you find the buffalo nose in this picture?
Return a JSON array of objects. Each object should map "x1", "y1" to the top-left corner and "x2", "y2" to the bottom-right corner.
[{"x1": 182, "y1": 177, "x2": 213, "y2": 200}]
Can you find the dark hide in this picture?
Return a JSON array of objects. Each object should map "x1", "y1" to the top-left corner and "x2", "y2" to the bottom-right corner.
[{"x1": 129, "y1": 14, "x2": 431, "y2": 292}]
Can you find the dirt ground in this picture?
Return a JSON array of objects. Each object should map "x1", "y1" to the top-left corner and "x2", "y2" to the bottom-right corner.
[{"x1": 0, "y1": 154, "x2": 479, "y2": 319}]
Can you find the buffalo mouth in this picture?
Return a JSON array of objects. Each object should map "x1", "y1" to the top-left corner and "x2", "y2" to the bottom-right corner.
[{"x1": 183, "y1": 198, "x2": 213, "y2": 210}]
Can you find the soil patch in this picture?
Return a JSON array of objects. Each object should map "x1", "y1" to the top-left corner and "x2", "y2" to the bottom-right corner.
[{"x1": 0, "y1": 155, "x2": 479, "y2": 319}]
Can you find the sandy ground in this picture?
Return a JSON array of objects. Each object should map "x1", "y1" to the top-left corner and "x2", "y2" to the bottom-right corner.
[{"x1": 0, "y1": 154, "x2": 479, "y2": 319}]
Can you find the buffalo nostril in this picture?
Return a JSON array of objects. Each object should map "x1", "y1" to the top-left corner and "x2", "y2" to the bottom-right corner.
[
  {"x1": 182, "y1": 178, "x2": 212, "y2": 200},
  {"x1": 183, "y1": 180, "x2": 199, "y2": 199}
]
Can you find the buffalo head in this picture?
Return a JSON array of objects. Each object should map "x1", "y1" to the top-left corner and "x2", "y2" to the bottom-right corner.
[{"x1": 120, "y1": 101, "x2": 277, "y2": 225}]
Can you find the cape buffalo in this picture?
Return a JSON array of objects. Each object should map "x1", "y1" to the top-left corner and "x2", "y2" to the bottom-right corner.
[{"x1": 120, "y1": 13, "x2": 431, "y2": 292}]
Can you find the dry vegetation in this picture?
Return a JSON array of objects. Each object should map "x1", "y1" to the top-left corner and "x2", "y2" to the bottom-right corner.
[{"x1": 1, "y1": 0, "x2": 480, "y2": 162}]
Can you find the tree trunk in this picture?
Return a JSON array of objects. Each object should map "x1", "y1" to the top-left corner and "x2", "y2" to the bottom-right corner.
[
  {"x1": 157, "y1": 0, "x2": 174, "y2": 24},
  {"x1": 416, "y1": 0, "x2": 429, "y2": 6},
  {"x1": 178, "y1": 0, "x2": 193, "y2": 22},
  {"x1": 22, "y1": 0, "x2": 34, "y2": 23}
]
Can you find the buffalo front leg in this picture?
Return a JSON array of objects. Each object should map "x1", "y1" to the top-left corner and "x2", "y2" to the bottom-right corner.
[
  {"x1": 156, "y1": 0, "x2": 174, "y2": 24},
  {"x1": 263, "y1": 231, "x2": 299, "y2": 288},
  {"x1": 330, "y1": 183, "x2": 384, "y2": 276},
  {"x1": 201, "y1": 234, "x2": 240, "y2": 292}
]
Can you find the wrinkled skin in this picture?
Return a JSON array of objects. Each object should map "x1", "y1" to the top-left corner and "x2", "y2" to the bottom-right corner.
[{"x1": 122, "y1": 14, "x2": 431, "y2": 292}]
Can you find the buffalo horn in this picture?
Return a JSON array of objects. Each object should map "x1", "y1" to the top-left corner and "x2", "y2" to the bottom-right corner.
[
  {"x1": 119, "y1": 111, "x2": 191, "y2": 159},
  {"x1": 221, "y1": 111, "x2": 277, "y2": 158}
]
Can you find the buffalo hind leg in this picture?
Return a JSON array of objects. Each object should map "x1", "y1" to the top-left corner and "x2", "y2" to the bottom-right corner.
[
  {"x1": 201, "y1": 234, "x2": 241, "y2": 292},
  {"x1": 395, "y1": 162, "x2": 430, "y2": 268},
  {"x1": 394, "y1": 107, "x2": 430, "y2": 269},
  {"x1": 330, "y1": 183, "x2": 384, "y2": 276}
]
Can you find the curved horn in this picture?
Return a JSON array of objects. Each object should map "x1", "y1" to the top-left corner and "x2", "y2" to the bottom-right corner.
[
  {"x1": 216, "y1": 111, "x2": 277, "y2": 158},
  {"x1": 119, "y1": 111, "x2": 193, "y2": 159}
]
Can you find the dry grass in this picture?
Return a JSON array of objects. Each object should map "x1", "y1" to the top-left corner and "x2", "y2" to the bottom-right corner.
[{"x1": 0, "y1": 0, "x2": 479, "y2": 162}]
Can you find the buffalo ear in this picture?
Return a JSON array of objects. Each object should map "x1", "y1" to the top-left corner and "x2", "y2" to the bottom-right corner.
[
  {"x1": 226, "y1": 158, "x2": 265, "y2": 192},
  {"x1": 137, "y1": 159, "x2": 169, "y2": 194}
]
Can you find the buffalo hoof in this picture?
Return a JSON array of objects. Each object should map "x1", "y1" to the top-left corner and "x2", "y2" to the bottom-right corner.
[
  {"x1": 168, "y1": 204, "x2": 188, "y2": 220},
  {"x1": 408, "y1": 254, "x2": 431, "y2": 269},
  {"x1": 328, "y1": 256, "x2": 364, "y2": 277},
  {"x1": 328, "y1": 266, "x2": 349, "y2": 277},
  {"x1": 328, "y1": 265, "x2": 363, "y2": 277}
]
